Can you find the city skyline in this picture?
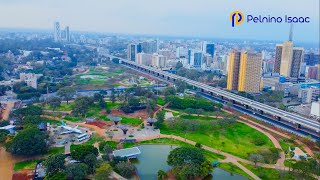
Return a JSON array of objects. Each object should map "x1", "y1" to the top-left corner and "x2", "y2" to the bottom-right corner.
[{"x1": 0, "y1": 0, "x2": 319, "y2": 44}]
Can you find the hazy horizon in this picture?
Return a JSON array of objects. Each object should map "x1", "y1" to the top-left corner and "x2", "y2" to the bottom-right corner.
[{"x1": 0, "y1": 0, "x2": 319, "y2": 44}]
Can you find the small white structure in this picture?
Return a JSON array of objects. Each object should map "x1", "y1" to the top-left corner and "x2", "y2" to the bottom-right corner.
[
  {"x1": 293, "y1": 147, "x2": 307, "y2": 160},
  {"x1": 165, "y1": 112, "x2": 175, "y2": 120},
  {"x1": 113, "y1": 147, "x2": 141, "y2": 159}
]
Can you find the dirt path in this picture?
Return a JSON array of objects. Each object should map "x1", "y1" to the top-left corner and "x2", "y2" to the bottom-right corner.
[{"x1": 1, "y1": 101, "x2": 15, "y2": 121}]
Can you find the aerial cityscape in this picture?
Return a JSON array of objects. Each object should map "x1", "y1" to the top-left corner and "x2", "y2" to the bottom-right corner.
[{"x1": 0, "y1": 0, "x2": 319, "y2": 180}]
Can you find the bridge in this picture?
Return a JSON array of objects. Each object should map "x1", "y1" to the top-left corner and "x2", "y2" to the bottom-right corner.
[{"x1": 108, "y1": 55, "x2": 320, "y2": 137}]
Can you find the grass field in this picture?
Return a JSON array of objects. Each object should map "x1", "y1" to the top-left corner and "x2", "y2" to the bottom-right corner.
[
  {"x1": 46, "y1": 147, "x2": 64, "y2": 155},
  {"x1": 180, "y1": 115, "x2": 217, "y2": 121},
  {"x1": 120, "y1": 116, "x2": 143, "y2": 126},
  {"x1": 14, "y1": 159, "x2": 44, "y2": 171},
  {"x1": 239, "y1": 162, "x2": 282, "y2": 180},
  {"x1": 64, "y1": 116, "x2": 83, "y2": 122},
  {"x1": 161, "y1": 122, "x2": 274, "y2": 159},
  {"x1": 157, "y1": 97, "x2": 166, "y2": 106},
  {"x1": 219, "y1": 163, "x2": 253, "y2": 180},
  {"x1": 43, "y1": 102, "x2": 74, "y2": 111}
]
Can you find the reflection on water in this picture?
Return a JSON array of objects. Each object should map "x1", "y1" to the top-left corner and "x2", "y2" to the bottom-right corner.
[{"x1": 132, "y1": 145, "x2": 248, "y2": 180}]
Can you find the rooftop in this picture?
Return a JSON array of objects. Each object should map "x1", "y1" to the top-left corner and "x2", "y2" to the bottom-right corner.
[{"x1": 113, "y1": 147, "x2": 141, "y2": 158}]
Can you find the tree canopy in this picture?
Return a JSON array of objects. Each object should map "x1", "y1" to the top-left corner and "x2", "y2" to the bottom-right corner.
[{"x1": 7, "y1": 127, "x2": 48, "y2": 156}]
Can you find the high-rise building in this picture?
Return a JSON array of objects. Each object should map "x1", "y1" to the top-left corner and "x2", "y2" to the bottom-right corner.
[
  {"x1": 65, "y1": 26, "x2": 70, "y2": 42},
  {"x1": 304, "y1": 53, "x2": 320, "y2": 66},
  {"x1": 274, "y1": 24, "x2": 304, "y2": 78},
  {"x1": 151, "y1": 54, "x2": 167, "y2": 68},
  {"x1": 53, "y1": 21, "x2": 60, "y2": 42},
  {"x1": 136, "y1": 52, "x2": 152, "y2": 65},
  {"x1": 227, "y1": 50, "x2": 241, "y2": 91},
  {"x1": 127, "y1": 43, "x2": 139, "y2": 61},
  {"x1": 206, "y1": 43, "x2": 215, "y2": 60},
  {"x1": 274, "y1": 45, "x2": 283, "y2": 73},
  {"x1": 238, "y1": 51, "x2": 262, "y2": 93},
  {"x1": 192, "y1": 51, "x2": 203, "y2": 68},
  {"x1": 227, "y1": 50, "x2": 262, "y2": 93},
  {"x1": 141, "y1": 40, "x2": 158, "y2": 54},
  {"x1": 307, "y1": 66, "x2": 319, "y2": 80}
]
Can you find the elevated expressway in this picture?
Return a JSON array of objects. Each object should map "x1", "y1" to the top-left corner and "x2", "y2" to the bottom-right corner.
[{"x1": 108, "y1": 55, "x2": 320, "y2": 138}]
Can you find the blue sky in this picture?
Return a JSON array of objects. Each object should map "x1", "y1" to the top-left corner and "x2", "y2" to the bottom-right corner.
[{"x1": 0, "y1": 0, "x2": 319, "y2": 43}]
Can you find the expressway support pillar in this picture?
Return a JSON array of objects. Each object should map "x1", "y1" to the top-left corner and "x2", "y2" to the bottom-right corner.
[
  {"x1": 277, "y1": 117, "x2": 281, "y2": 121},
  {"x1": 245, "y1": 105, "x2": 249, "y2": 109},
  {"x1": 232, "y1": 100, "x2": 236, "y2": 104},
  {"x1": 221, "y1": 96, "x2": 224, "y2": 100},
  {"x1": 259, "y1": 110, "x2": 264, "y2": 114},
  {"x1": 296, "y1": 124, "x2": 301, "y2": 129}
]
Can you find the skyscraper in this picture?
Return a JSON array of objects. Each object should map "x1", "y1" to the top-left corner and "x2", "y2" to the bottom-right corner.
[
  {"x1": 206, "y1": 43, "x2": 215, "y2": 60},
  {"x1": 65, "y1": 26, "x2": 70, "y2": 42},
  {"x1": 238, "y1": 50, "x2": 262, "y2": 93},
  {"x1": 53, "y1": 21, "x2": 60, "y2": 42},
  {"x1": 141, "y1": 40, "x2": 158, "y2": 54},
  {"x1": 192, "y1": 52, "x2": 203, "y2": 68},
  {"x1": 127, "y1": 43, "x2": 139, "y2": 61},
  {"x1": 273, "y1": 24, "x2": 304, "y2": 78},
  {"x1": 227, "y1": 50, "x2": 241, "y2": 91}
]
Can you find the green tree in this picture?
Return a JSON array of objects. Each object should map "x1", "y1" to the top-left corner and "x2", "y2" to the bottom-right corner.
[
  {"x1": 175, "y1": 80, "x2": 187, "y2": 93},
  {"x1": 154, "y1": 110, "x2": 165, "y2": 129},
  {"x1": 72, "y1": 96, "x2": 94, "y2": 117},
  {"x1": 175, "y1": 61, "x2": 183, "y2": 70},
  {"x1": 114, "y1": 161, "x2": 135, "y2": 178},
  {"x1": 163, "y1": 87, "x2": 176, "y2": 96},
  {"x1": 71, "y1": 145, "x2": 98, "y2": 161},
  {"x1": 44, "y1": 171, "x2": 67, "y2": 180},
  {"x1": 66, "y1": 163, "x2": 88, "y2": 180},
  {"x1": 184, "y1": 108, "x2": 195, "y2": 116},
  {"x1": 157, "y1": 170, "x2": 167, "y2": 180},
  {"x1": 47, "y1": 96, "x2": 61, "y2": 112},
  {"x1": 196, "y1": 109, "x2": 204, "y2": 117},
  {"x1": 110, "y1": 89, "x2": 116, "y2": 104},
  {"x1": 43, "y1": 154, "x2": 66, "y2": 176},
  {"x1": 57, "y1": 87, "x2": 75, "y2": 104},
  {"x1": 94, "y1": 163, "x2": 112, "y2": 180},
  {"x1": 0, "y1": 129, "x2": 9, "y2": 143},
  {"x1": 167, "y1": 147, "x2": 205, "y2": 166},
  {"x1": 84, "y1": 153, "x2": 98, "y2": 174},
  {"x1": 7, "y1": 127, "x2": 47, "y2": 156},
  {"x1": 249, "y1": 154, "x2": 264, "y2": 167}
]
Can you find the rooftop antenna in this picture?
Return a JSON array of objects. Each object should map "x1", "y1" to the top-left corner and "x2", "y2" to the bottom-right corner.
[{"x1": 289, "y1": 23, "x2": 293, "y2": 41}]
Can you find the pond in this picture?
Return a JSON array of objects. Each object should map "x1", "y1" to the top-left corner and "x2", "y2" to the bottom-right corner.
[{"x1": 131, "y1": 145, "x2": 248, "y2": 180}]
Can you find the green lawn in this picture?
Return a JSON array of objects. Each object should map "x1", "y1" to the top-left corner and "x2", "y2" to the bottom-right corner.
[
  {"x1": 120, "y1": 117, "x2": 143, "y2": 126},
  {"x1": 43, "y1": 102, "x2": 74, "y2": 111},
  {"x1": 106, "y1": 101, "x2": 121, "y2": 111},
  {"x1": 161, "y1": 122, "x2": 275, "y2": 159},
  {"x1": 180, "y1": 115, "x2": 217, "y2": 121},
  {"x1": 14, "y1": 159, "x2": 44, "y2": 171},
  {"x1": 46, "y1": 147, "x2": 64, "y2": 156},
  {"x1": 64, "y1": 116, "x2": 83, "y2": 122},
  {"x1": 219, "y1": 163, "x2": 253, "y2": 180},
  {"x1": 239, "y1": 162, "x2": 282, "y2": 180},
  {"x1": 157, "y1": 97, "x2": 166, "y2": 106}
]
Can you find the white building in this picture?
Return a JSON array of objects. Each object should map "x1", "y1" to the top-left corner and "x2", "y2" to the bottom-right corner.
[
  {"x1": 136, "y1": 52, "x2": 152, "y2": 66},
  {"x1": 310, "y1": 101, "x2": 320, "y2": 119},
  {"x1": 20, "y1": 73, "x2": 43, "y2": 89},
  {"x1": 298, "y1": 86, "x2": 320, "y2": 104},
  {"x1": 152, "y1": 54, "x2": 167, "y2": 68}
]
